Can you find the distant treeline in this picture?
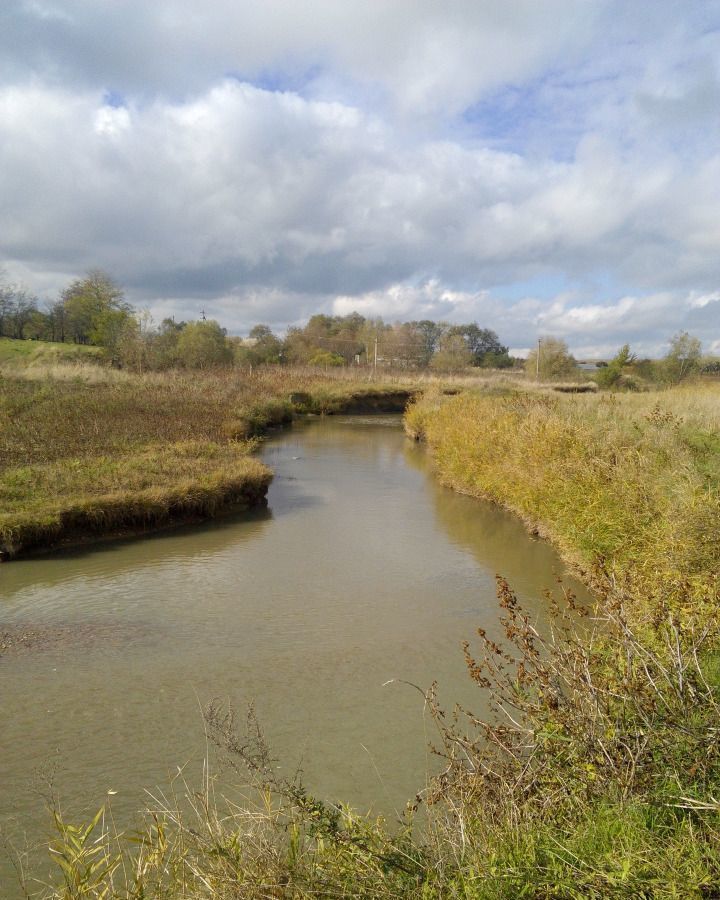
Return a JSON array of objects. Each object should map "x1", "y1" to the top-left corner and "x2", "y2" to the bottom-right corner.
[
  {"x1": 0, "y1": 269, "x2": 515, "y2": 372},
  {"x1": 1, "y1": 268, "x2": 717, "y2": 380}
]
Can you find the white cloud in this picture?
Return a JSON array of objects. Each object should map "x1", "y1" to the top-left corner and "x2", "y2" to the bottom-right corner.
[
  {"x1": 0, "y1": 0, "x2": 607, "y2": 117},
  {"x1": 94, "y1": 104, "x2": 131, "y2": 137},
  {"x1": 0, "y1": 2, "x2": 719, "y2": 354}
]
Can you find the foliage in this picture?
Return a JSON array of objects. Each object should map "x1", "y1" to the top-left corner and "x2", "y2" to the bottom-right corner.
[
  {"x1": 595, "y1": 343, "x2": 636, "y2": 389},
  {"x1": 61, "y1": 271, "x2": 132, "y2": 351},
  {"x1": 446, "y1": 324, "x2": 508, "y2": 366},
  {"x1": 0, "y1": 284, "x2": 40, "y2": 339},
  {"x1": 307, "y1": 348, "x2": 345, "y2": 367},
  {"x1": 665, "y1": 330, "x2": 702, "y2": 383},
  {"x1": 233, "y1": 324, "x2": 284, "y2": 366},
  {"x1": 429, "y1": 333, "x2": 473, "y2": 372},
  {"x1": 525, "y1": 336, "x2": 577, "y2": 380},
  {"x1": 49, "y1": 806, "x2": 120, "y2": 898},
  {"x1": 424, "y1": 578, "x2": 720, "y2": 898},
  {"x1": 0, "y1": 266, "x2": 521, "y2": 373},
  {"x1": 175, "y1": 320, "x2": 233, "y2": 368},
  {"x1": 477, "y1": 349, "x2": 514, "y2": 369}
]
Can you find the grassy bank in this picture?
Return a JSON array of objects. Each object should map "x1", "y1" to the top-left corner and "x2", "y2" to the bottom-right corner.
[
  {"x1": 0, "y1": 441, "x2": 271, "y2": 558},
  {"x1": 406, "y1": 384, "x2": 720, "y2": 625},
  {"x1": 397, "y1": 382, "x2": 720, "y2": 895},
  {"x1": 0, "y1": 336, "x2": 105, "y2": 367},
  {"x1": 0, "y1": 364, "x2": 420, "y2": 558}
]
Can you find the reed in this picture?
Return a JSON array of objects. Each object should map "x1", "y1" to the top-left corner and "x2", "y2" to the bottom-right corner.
[
  {"x1": 408, "y1": 383, "x2": 720, "y2": 626},
  {"x1": 0, "y1": 363, "x2": 428, "y2": 556}
]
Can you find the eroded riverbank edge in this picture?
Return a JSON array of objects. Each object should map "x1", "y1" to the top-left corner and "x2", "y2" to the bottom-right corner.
[{"x1": 1, "y1": 387, "x2": 418, "y2": 561}]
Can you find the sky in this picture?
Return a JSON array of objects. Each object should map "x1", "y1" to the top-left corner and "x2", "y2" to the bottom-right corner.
[{"x1": 0, "y1": 1, "x2": 719, "y2": 357}]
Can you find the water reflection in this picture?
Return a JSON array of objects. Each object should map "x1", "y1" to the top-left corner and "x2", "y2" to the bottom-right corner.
[{"x1": 402, "y1": 438, "x2": 590, "y2": 610}]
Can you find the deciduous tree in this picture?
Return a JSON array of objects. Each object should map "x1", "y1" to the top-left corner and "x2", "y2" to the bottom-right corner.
[{"x1": 525, "y1": 337, "x2": 577, "y2": 379}]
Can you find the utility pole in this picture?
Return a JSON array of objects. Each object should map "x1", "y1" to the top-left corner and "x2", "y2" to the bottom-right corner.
[
  {"x1": 201, "y1": 309, "x2": 207, "y2": 322},
  {"x1": 374, "y1": 335, "x2": 378, "y2": 376},
  {"x1": 536, "y1": 337, "x2": 542, "y2": 380}
]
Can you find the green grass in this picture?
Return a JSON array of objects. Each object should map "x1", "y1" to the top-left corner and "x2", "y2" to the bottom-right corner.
[{"x1": 0, "y1": 336, "x2": 105, "y2": 366}]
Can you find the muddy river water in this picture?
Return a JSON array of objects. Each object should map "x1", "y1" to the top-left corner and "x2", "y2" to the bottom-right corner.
[{"x1": 0, "y1": 415, "x2": 591, "y2": 892}]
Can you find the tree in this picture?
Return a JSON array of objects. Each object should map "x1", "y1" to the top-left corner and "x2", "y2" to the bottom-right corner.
[
  {"x1": 525, "y1": 337, "x2": 577, "y2": 380},
  {"x1": 664, "y1": 331, "x2": 702, "y2": 383},
  {"x1": 409, "y1": 320, "x2": 444, "y2": 366},
  {"x1": 447, "y1": 323, "x2": 508, "y2": 366},
  {"x1": 151, "y1": 318, "x2": 186, "y2": 368},
  {"x1": 596, "y1": 344, "x2": 636, "y2": 389},
  {"x1": 430, "y1": 333, "x2": 473, "y2": 372},
  {"x1": 176, "y1": 320, "x2": 232, "y2": 368},
  {"x1": 248, "y1": 324, "x2": 283, "y2": 364},
  {"x1": 0, "y1": 286, "x2": 13, "y2": 337},
  {"x1": 22, "y1": 308, "x2": 53, "y2": 341},
  {"x1": 115, "y1": 310, "x2": 157, "y2": 372},
  {"x1": 47, "y1": 299, "x2": 68, "y2": 343},
  {"x1": 0, "y1": 279, "x2": 41, "y2": 339},
  {"x1": 61, "y1": 270, "x2": 131, "y2": 347},
  {"x1": 479, "y1": 350, "x2": 515, "y2": 369}
]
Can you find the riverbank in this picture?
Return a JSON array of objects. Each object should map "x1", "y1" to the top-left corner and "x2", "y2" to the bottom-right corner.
[
  {"x1": 397, "y1": 381, "x2": 720, "y2": 896},
  {"x1": 406, "y1": 383, "x2": 720, "y2": 625},
  {"x1": 0, "y1": 365, "x2": 419, "y2": 558}
]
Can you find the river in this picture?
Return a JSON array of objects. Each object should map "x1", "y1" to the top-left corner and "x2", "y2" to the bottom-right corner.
[{"x1": 0, "y1": 415, "x2": 591, "y2": 893}]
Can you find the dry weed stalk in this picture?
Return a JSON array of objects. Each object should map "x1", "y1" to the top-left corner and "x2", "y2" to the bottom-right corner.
[{"x1": 424, "y1": 577, "x2": 720, "y2": 834}]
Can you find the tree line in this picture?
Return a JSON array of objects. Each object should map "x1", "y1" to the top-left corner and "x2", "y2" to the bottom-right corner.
[
  {"x1": 1, "y1": 268, "x2": 716, "y2": 381},
  {"x1": 0, "y1": 270, "x2": 514, "y2": 372}
]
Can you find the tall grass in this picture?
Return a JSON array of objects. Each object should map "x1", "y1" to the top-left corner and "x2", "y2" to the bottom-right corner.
[
  {"x1": 0, "y1": 364, "x2": 426, "y2": 556},
  {"x1": 407, "y1": 384, "x2": 720, "y2": 626}
]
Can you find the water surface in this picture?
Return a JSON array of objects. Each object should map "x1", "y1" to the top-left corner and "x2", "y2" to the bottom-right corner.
[{"x1": 0, "y1": 415, "x2": 591, "y2": 892}]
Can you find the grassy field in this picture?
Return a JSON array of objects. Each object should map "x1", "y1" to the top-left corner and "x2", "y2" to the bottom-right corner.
[{"x1": 0, "y1": 336, "x2": 105, "y2": 366}]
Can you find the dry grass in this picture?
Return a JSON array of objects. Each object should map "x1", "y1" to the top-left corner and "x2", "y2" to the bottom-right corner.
[
  {"x1": 407, "y1": 383, "x2": 720, "y2": 627},
  {"x1": 0, "y1": 441, "x2": 271, "y2": 558},
  {"x1": 0, "y1": 363, "x2": 433, "y2": 557}
]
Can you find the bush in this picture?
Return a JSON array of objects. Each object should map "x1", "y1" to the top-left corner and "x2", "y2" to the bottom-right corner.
[
  {"x1": 525, "y1": 336, "x2": 577, "y2": 379},
  {"x1": 307, "y1": 349, "x2": 345, "y2": 367}
]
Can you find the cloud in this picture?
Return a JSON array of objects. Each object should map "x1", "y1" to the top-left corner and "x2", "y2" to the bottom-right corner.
[
  {"x1": 0, "y1": 0, "x2": 606, "y2": 116},
  {"x1": 330, "y1": 281, "x2": 719, "y2": 359},
  {"x1": 0, "y1": 2, "x2": 719, "y2": 353}
]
